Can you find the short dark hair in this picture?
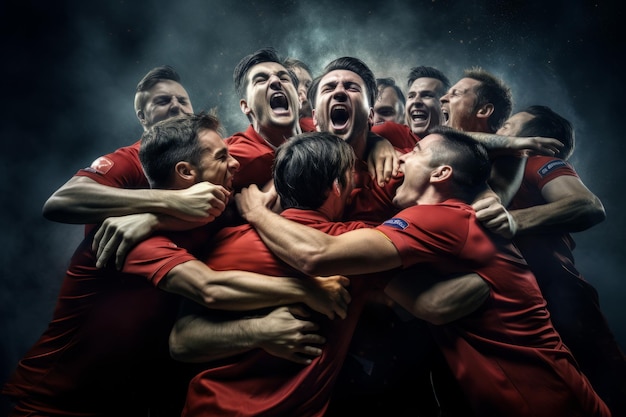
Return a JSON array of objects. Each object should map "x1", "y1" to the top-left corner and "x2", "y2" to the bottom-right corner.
[
  {"x1": 273, "y1": 131, "x2": 356, "y2": 210},
  {"x1": 376, "y1": 77, "x2": 406, "y2": 105},
  {"x1": 407, "y1": 66, "x2": 450, "y2": 96},
  {"x1": 428, "y1": 125, "x2": 491, "y2": 198},
  {"x1": 134, "y1": 65, "x2": 182, "y2": 113},
  {"x1": 233, "y1": 47, "x2": 284, "y2": 99},
  {"x1": 140, "y1": 111, "x2": 222, "y2": 188},
  {"x1": 283, "y1": 57, "x2": 312, "y2": 75},
  {"x1": 517, "y1": 105, "x2": 575, "y2": 160},
  {"x1": 320, "y1": 57, "x2": 377, "y2": 108},
  {"x1": 463, "y1": 67, "x2": 512, "y2": 132}
]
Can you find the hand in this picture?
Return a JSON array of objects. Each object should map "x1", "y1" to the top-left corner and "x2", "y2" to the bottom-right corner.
[
  {"x1": 256, "y1": 306, "x2": 326, "y2": 365},
  {"x1": 473, "y1": 195, "x2": 518, "y2": 239},
  {"x1": 366, "y1": 132, "x2": 400, "y2": 186},
  {"x1": 168, "y1": 182, "x2": 230, "y2": 222},
  {"x1": 92, "y1": 213, "x2": 158, "y2": 269},
  {"x1": 235, "y1": 184, "x2": 278, "y2": 220},
  {"x1": 303, "y1": 275, "x2": 351, "y2": 320},
  {"x1": 510, "y1": 136, "x2": 563, "y2": 157}
]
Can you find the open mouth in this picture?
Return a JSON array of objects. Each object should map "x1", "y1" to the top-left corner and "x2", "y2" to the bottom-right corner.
[
  {"x1": 330, "y1": 105, "x2": 350, "y2": 129},
  {"x1": 441, "y1": 108, "x2": 450, "y2": 124},
  {"x1": 270, "y1": 93, "x2": 289, "y2": 113},
  {"x1": 410, "y1": 109, "x2": 427, "y2": 122}
]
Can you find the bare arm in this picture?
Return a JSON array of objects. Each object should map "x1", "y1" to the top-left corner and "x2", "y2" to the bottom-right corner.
[
  {"x1": 467, "y1": 132, "x2": 563, "y2": 156},
  {"x1": 511, "y1": 175, "x2": 606, "y2": 235},
  {"x1": 157, "y1": 259, "x2": 351, "y2": 320},
  {"x1": 170, "y1": 304, "x2": 325, "y2": 365},
  {"x1": 385, "y1": 269, "x2": 490, "y2": 325},
  {"x1": 42, "y1": 176, "x2": 229, "y2": 224},
  {"x1": 235, "y1": 185, "x2": 402, "y2": 277}
]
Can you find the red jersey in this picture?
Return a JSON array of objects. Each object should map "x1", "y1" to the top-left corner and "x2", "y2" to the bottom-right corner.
[
  {"x1": 1, "y1": 226, "x2": 214, "y2": 416},
  {"x1": 73, "y1": 140, "x2": 149, "y2": 236},
  {"x1": 375, "y1": 200, "x2": 610, "y2": 417},
  {"x1": 225, "y1": 125, "x2": 287, "y2": 192},
  {"x1": 508, "y1": 155, "x2": 580, "y2": 278},
  {"x1": 345, "y1": 158, "x2": 402, "y2": 226},
  {"x1": 182, "y1": 209, "x2": 389, "y2": 417},
  {"x1": 372, "y1": 121, "x2": 420, "y2": 150},
  {"x1": 299, "y1": 116, "x2": 316, "y2": 132}
]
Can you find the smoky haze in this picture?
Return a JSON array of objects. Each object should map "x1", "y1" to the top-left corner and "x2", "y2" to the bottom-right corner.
[{"x1": 1, "y1": 0, "x2": 624, "y2": 396}]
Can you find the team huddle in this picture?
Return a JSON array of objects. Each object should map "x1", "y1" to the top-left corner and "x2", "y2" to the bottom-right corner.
[{"x1": 3, "y1": 47, "x2": 625, "y2": 417}]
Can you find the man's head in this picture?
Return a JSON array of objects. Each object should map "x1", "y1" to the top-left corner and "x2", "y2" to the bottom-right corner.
[
  {"x1": 405, "y1": 66, "x2": 450, "y2": 137},
  {"x1": 140, "y1": 112, "x2": 240, "y2": 190},
  {"x1": 134, "y1": 66, "x2": 194, "y2": 131},
  {"x1": 373, "y1": 77, "x2": 406, "y2": 125},
  {"x1": 497, "y1": 105, "x2": 575, "y2": 160},
  {"x1": 312, "y1": 57, "x2": 377, "y2": 158},
  {"x1": 440, "y1": 67, "x2": 512, "y2": 133},
  {"x1": 393, "y1": 125, "x2": 491, "y2": 208},
  {"x1": 233, "y1": 47, "x2": 299, "y2": 133},
  {"x1": 274, "y1": 131, "x2": 356, "y2": 217},
  {"x1": 283, "y1": 57, "x2": 314, "y2": 118}
]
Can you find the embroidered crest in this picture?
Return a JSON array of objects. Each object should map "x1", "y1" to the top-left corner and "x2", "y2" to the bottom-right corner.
[
  {"x1": 537, "y1": 159, "x2": 567, "y2": 178},
  {"x1": 382, "y1": 218, "x2": 409, "y2": 230},
  {"x1": 85, "y1": 157, "x2": 114, "y2": 175}
]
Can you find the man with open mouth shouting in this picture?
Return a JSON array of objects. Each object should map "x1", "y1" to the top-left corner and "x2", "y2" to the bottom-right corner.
[{"x1": 226, "y1": 47, "x2": 301, "y2": 193}]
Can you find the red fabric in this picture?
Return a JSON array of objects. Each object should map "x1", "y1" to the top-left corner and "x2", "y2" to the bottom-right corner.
[
  {"x1": 376, "y1": 200, "x2": 610, "y2": 417},
  {"x1": 74, "y1": 141, "x2": 148, "y2": 190},
  {"x1": 182, "y1": 209, "x2": 389, "y2": 417},
  {"x1": 299, "y1": 116, "x2": 316, "y2": 132},
  {"x1": 225, "y1": 125, "x2": 286, "y2": 192},
  {"x1": 1, "y1": 228, "x2": 206, "y2": 416},
  {"x1": 372, "y1": 121, "x2": 420, "y2": 150}
]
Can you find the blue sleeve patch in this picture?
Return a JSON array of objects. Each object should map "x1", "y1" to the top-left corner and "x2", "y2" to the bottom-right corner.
[
  {"x1": 537, "y1": 159, "x2": 567, "y2": 178},
  {"x1": 382, "y1": 218, "x2": 409, "y2": 230}
]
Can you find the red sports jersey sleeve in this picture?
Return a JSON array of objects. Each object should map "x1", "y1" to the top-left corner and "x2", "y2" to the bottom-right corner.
[{"x1": 75, "y1": 141, "x2": 149, "y2": 189}]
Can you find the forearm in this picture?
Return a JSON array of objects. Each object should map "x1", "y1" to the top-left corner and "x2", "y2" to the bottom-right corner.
[
  {"x1": 385, "y1": 269, "x2": 490, "y2": 325},
  {"x1": 169, "y1": 311, "x2": 267, "y2": 363},
  {"x1": 511, "y1": 195, "x2": 606, "y2": 235},
  {"x1": 42, "y1": 176, "x2": 172, "y2": 224},
  {"x1": 488, "y1": 156, "x2": 526, "y2": 206},
  {"x1": 159, "y1": 260, "x2": 310, "y2": 310}
]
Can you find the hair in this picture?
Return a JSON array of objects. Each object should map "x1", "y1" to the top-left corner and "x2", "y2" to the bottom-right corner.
[
  {"x1": 283, "y1": 57, "x2": 312, "y2": 76},
  {"x1": 463, "y1": 67, "x2": 513, "y2": 132},
  {"x1": 273, "y1": 131, "x2": 356, "y2": 210},
  {"x1": 517, "y1": 105, "x2": 575, "y2": 160},
  {"x1": 307, "y1": 75, "x2": 322, "y2": 110},
  {"x1": 320, "y1": 57, "x2": 377, "y2": 108},
  {"x1": 233, "y1": 47, "x2": 285, "y2": 99},
  {"x1": 376, "y1": 77, "x2": 406, "y2": 105},
  {"x1": 134, "y1": 65, "x2": 182, "y2": 113},
  {"x1": 427, "y1": 125, "x2": 491, "y2": 199},
  {"x1": 139, "y1": 111, "x2": 223, "y2": 188},
  {"x1": 407, "y1": 66, "x2": 450, "y2": 95}
]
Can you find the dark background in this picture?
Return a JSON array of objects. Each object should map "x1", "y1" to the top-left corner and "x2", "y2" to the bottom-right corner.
[{"x1": 1, "y1": 0, "x2": 623, "y2": 401}]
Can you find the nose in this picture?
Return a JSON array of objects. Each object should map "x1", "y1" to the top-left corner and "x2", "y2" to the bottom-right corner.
[
  {"x1": 332, "y1": 84, "x2": 347, "y2": 101},
  {"x1": 229, "y1": 155, "x2": 241, "y2": 172},
  {"x1": 440, "y1": 93, "x2": 449, "y2": 104},
  {"x1": 269, "y1": 74, "x2": 283, "y2": 90}
]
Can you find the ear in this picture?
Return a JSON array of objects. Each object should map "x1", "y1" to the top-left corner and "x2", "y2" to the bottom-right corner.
[
  {"x1": 430, "y1": 165, "x2": 452, "y2": 183},
  {"x1": 367, "y1": 107, "x2": 375, "y2": 126},
  {"x1": 240, "y1": 99, "x2": 251, "y2": 116},
  {"x1": 477, "y1": 103, "x2": 494, "y2": 120},
  {"x1": 137, "y1": 110, "x2": 147, "y2": 126},
  {"x1": 312, "y1": 109, "x2": 319, "y2": 129},
  {"x1": 174, "y1": 161, "x2": 197, "y2": 183},
  {"x1": 332, "y1": 178, "x2": 342, "y2": 196}
]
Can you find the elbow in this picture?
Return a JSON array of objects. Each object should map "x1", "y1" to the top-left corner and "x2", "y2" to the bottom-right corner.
[
  {"x1": 168, "y1": 329, "x2": 189, "y2": 362},
  {"x1": 42, "y1": 195, "x2": 63, "y2": 222},
  {"x1": 297, "y1": 250, "x2": 331, "y2": 277}
]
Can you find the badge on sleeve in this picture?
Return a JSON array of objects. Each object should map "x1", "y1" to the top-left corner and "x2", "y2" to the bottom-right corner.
[
  {"x1": 382, "y1": 218, "x2": 409, "y2": 230},
  {"x1": 85, "y1": 157, "x2": 114, "y2": 175},
  {"x1": 537, "y1": 159, "x2": 567, "y2": 178}
]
